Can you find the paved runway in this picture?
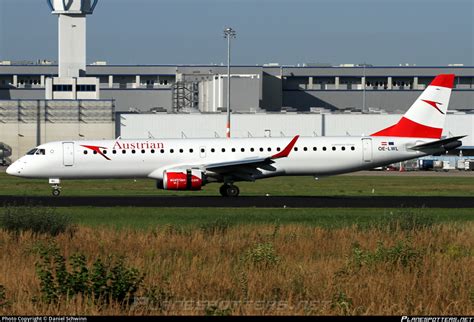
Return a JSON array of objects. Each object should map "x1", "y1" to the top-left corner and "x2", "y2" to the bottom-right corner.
[{"x1": 1, "y1": 195, "x2": 473, "y2": 208}]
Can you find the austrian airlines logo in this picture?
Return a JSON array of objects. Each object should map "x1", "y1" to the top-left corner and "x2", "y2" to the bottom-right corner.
[
  {"x1": 421, "y1": 99, "x2": 444, "y2": 115},
  {"x1": 81, "y1": 145, "x2": 111, "y2": 160}
]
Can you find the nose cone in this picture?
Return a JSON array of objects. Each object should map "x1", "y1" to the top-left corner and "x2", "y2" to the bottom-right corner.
[
  {"x1": 6, "y1": 162, "x2": 18, "y2": 176},
  {"x1": 6, "y1": 164, "x2": 14, "y2": 175}
]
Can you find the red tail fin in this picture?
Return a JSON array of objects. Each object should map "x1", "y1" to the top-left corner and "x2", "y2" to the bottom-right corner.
[{"x1": 371, "y1": 74, "x2": 454, "y2": 139}]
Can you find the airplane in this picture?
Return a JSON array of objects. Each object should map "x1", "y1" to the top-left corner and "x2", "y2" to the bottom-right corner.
[{"x1": 6, "y1": 74, "x2": 465, "y2": 197}]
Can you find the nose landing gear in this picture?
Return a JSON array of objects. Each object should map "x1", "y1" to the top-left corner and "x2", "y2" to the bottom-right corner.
[
  {"x1": 219, "y1": 183, "x2": 240, "y2": 197},
  {"x1": 49, "y1": 178, "x2": 61, "y2": 197}
]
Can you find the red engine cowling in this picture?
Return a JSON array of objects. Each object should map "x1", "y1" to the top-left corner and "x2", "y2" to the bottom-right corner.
[{"x1": 163, "y1": 169, "x2": 204, "y2": 190}]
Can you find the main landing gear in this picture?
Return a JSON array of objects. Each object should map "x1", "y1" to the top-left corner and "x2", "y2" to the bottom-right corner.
[
  {"x1": 219, "y1": 183, "x2": 240, "y2": 197},
  {"x1": 49, "y1": 178, "x2": 61, "y2": 197}
]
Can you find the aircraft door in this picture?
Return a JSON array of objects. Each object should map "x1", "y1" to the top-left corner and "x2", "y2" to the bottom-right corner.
[
  {"x1": 63, "y1": 142, "x2": 74, "y2": 166},
  {"x1": 362, "y1": 138, "x2": 372, "y2": 162}
]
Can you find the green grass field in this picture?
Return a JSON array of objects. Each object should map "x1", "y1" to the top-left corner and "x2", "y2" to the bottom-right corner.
[
  {"x1": 62, "y1": 207, "x2": 474, "y2": 229},
  {"x1": 1, "y1": 172, "x2": 474, "y2": 197},
  {"x1": 1, "y1": 206, "x2": 473, "y2": 229},
  {"x1": 2, "y1": 171, "x2": 473, "y2": 230}
]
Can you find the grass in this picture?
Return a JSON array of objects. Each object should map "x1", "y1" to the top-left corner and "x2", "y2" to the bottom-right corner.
[
  {"x1": 2, "y1": 207, "x2": 468, "y2": 230},
  {"x1": 1, "y1": 172, "x2": 474, "y2": 197},
  {"x1": 1, "y1": 171, "x2": 473, "y2": 315},
  {"x1": 0, "y1": 206, "x2": 473, "y2": 230},
  {"x1": 0, "y1": 222, "x2": 472, "y2": 315}
]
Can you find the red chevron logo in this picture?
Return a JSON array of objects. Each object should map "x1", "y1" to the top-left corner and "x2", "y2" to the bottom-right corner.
[
  {"x1": 81, "y1": 145, "x2": 111, "y2": 160},
  {"x1": 421, "y1": 99, "x2": 444, "y2": 115}
]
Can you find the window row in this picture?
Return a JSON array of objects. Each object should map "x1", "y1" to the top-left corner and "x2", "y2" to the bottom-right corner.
[
  {"x1": 83, "y1": 145, "x2": 355, "y2": 155},
  {"x1": 53, "y1": 84, "x2": 96, "y2": 92}
]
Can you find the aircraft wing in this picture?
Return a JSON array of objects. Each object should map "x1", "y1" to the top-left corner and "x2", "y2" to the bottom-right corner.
[
  {"x1": 148, "y1": 135, "x2": 299, "y2": 181},
  {"x1": 408, "y1": 135, "x2": 466, "y2": 152},
  {"x1": 204, "y1": 135, "x2": 299, "y2": 177}
]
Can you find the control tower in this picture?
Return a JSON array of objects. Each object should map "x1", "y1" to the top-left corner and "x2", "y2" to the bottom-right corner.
[{"x1": 45, "y1": 0, "x2": 100, "y2": 99}]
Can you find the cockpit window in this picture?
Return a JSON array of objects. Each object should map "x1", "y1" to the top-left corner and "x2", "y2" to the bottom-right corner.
[{"x1": 26, "y1": 148, "x2": 45, "y2": 155}]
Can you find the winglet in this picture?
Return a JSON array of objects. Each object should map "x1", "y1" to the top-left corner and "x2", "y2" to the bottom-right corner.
[{"x1": 271, "y1": 135, "x2": 299, "y2": 159}]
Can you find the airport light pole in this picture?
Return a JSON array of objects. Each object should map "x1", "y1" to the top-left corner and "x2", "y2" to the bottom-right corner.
[
  {"x1": 362, "y1": 62, "x2": 367, "y2": 113},
  {"x1": 224, "y1": 27, "x2": 236, "y2": 138}
]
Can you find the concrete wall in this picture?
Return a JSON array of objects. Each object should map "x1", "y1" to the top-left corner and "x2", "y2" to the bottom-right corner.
[
  {"x1": 0, "y1": 100, "x2": 115, "y2": 161},
  {"x1": 120, "y1": 114, "x2": 321, "y2": 139},
  {"x1": 119, "y1": 113, "x2": 474, "y2": 147},
  {"x1": 1, "y1": 122, "x2": 114, "y2": 161},
  {"x1": 283, "y1": 90, "x2": 474, "y2": 112},
  {"x1": 100, "y1": 88, "x2": 173, "y2": 112}
]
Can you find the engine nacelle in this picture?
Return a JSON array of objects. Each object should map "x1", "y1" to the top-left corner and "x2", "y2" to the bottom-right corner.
[{"x1": 162, "y1": 169, "x2": 204, "y2": 190}]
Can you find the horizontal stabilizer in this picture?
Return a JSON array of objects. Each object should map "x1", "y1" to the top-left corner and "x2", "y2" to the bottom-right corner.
[{"x1": 409, "y1": 135, "x2": 466, "y2": 152}]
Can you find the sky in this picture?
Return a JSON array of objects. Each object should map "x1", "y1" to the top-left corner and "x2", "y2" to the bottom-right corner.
[{"x1": 0, "y1": 0, "x2": 473, "y2": 66}]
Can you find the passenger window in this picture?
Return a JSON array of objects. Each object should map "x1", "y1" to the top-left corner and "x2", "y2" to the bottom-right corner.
[
  {"x1": 259, "y1": 148, "x2": 264, "y2": 152},
  {"x1": 131, "y1": 150, "x2": 136, "y2": 154},
  {"x1": 122, "y1": 150, "x2": 126, "y2": 154},
  {"x1": 170, "y1": 149, "x2": 174, "y2": 153},
  {"x1": 201, "y1": 148, "x2": 205, "y2": 153},
  {"x1": 141, "y1": 149, "x2": 145, "y2": 154},
  {"x1": 323, "y1": 147, "x2": 327, "y2": 151},
  {"x1": 150, "y1": 149, "x2": 155, "y2": 153},
  {"x1": 211, "y1": 148, "x2": 215, "y2": 153},
  {"x1": 250, "y1": 148, "x2": 254, "y2": 152},
  {"x1": 232, "y1": 148, "x2": 236, "y2": 152},
  {"x1": 113, "y1": 150, "x2": 117, "y2": 154},
  {"x1": 93, "y1": 151, "x2": 97, "y2": 154},
  {"x1": 351, "y1": 146, "x2": 355, "y2": 151},
  {"x1": 341, "y1": 147, "x2": 345, "y2": 151},
  {"x1": 276, "y1": 147, "x2": 281, "y2": 151},
  {"x1": 294, "y1": 147, "x2": 298, "y2": 152},
  {"x1": 222, "y1": 148, "x2": 226, "y2": 152},
  {"x1": 179, "y1": 149, "x2": 184, "y2": 153},
  {"x1": 303, "y1": 147, "x2": 308, "y2": 151},
  {"x1": 83, "y1": 150, "x2": 88, "y2": 155},
  {"x1": 332, "y1": 147, "x2": 336, "y2": 151},
  {"x1": 160, "y1": 149, "x2": 165, "y2": 153},
  {"x1": 267, "y1": 147, "x2": 272, "y2": 152},
  {"x1": 313, "y1": 147, "x2": 317, "y2": 151},
  {"x1": 103, "y1": 150, "x2": 107, "y2": 154},
  {"x1": 189, "y1": 149, "x2": 193, "y2": 153},
  {"x1": 241, "y1": 148, "x2": 245, "y2": 152}
]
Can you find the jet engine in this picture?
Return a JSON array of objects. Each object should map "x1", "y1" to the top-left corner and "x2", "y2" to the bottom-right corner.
[{"x1": 160, "y1": 169, "x2": 204, "y2": 190}]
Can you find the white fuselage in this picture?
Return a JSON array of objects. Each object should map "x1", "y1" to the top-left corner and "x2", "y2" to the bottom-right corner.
[{"x1": 7, "y1": 136, "x2": 430, "y2": 181}]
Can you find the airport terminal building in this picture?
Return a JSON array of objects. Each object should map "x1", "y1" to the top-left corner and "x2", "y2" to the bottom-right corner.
[
  {"x1": 1, "y1": 63, "x2": 473, "y2": 114},
  {"x1": 1, "y1": 63, "x2": 474, "y2": 162}
]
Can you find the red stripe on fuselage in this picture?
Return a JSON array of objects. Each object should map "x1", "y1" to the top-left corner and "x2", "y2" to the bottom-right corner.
[{"x1": 370, "y1": 117, "x2": 442, "y2": 139}]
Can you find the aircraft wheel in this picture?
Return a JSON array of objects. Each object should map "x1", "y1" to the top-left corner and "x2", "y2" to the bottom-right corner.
[
  {"x1": 52, "y1": 189, "x2": 61, "y2": 197},
  {"x1": 226, "y1": 184, "x2": 240, "y2": 197},
  {"x1": 219, "y1": 184, "x2": 228, "y2": 197}
]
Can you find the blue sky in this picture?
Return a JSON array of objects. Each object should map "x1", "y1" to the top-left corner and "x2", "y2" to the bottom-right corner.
[{"x1": 0, "y1": 0, "x2": 472, "y2": 66}]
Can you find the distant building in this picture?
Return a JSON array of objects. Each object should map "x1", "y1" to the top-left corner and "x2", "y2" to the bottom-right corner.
[{"x1": 0, "y1": 64, "x2": 472, "y2": 114}]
